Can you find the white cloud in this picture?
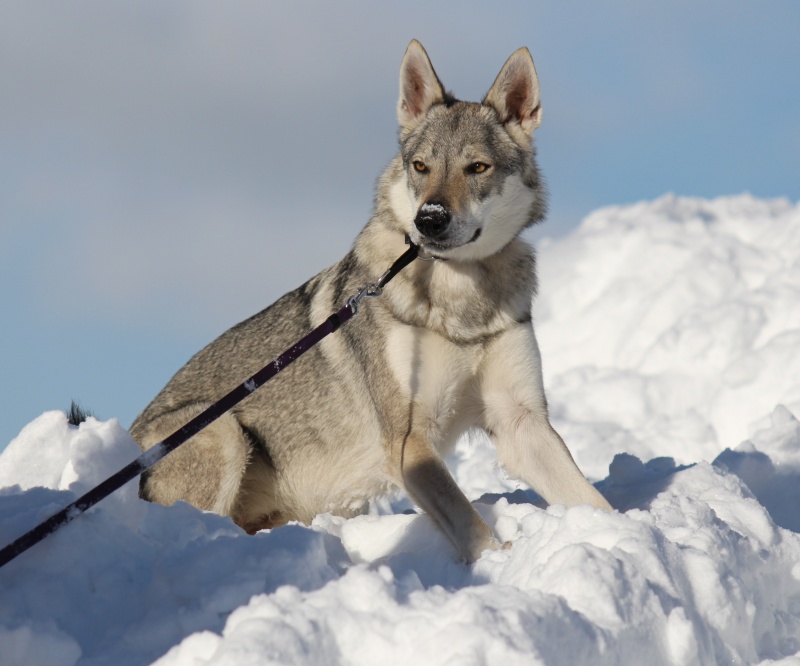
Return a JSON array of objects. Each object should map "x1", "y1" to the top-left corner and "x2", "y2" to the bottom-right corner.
[{"x1": 2, "y1": 0, "x2": 798, "y2": 335}]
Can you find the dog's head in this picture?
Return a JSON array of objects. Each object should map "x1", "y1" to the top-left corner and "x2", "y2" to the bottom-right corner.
[{"x1": 392, "y1": 40, "x2": 547, "y2": 261}]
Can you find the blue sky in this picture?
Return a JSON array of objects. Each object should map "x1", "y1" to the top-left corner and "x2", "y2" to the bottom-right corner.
[{"x1": 2, "y1": 1, "x2": 799, "y2": 450}]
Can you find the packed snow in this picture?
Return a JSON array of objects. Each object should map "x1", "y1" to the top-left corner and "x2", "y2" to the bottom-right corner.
[{"x1": 1, "y1": 194, "x2": 799, "y2": 666}]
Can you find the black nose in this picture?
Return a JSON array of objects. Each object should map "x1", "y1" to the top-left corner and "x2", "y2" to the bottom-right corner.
[{"x1": 414, "y1": 202, "x2": 451, "y2": 239}]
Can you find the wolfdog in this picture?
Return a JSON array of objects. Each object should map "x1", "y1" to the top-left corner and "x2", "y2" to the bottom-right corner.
[{"x1": 131, "y1": 40, "x2": 611, "y2": 563}]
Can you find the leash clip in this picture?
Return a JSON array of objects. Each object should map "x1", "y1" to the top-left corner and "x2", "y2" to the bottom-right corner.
[
  {"x1": 347, "y1": 282, "x2": 383, "y2": 316},
  {"x1": 346, "y1": 240, "x2": 420, "y2": 316}
]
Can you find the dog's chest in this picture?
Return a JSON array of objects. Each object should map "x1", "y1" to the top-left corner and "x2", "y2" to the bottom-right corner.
[{"x1": 385, "y1": 324, "x2": 483, "y2": 430}]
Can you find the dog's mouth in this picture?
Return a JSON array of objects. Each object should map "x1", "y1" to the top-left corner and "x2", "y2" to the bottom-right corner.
[{"x1": 418, "y1": 227, "x2": 482, "y2": 257}]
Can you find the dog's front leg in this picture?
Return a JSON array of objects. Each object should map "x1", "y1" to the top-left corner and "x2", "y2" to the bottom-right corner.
[
  {"x1": 391, "y1": 432, "x2": 499, "y2": 563},
  {"x1": 480, "y1": 325, "x2": 612, "y2": 511}
]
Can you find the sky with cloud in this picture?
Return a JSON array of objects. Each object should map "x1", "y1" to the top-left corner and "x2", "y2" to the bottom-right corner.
[{"x1": 2, "y1": 1, "x2": 799, "y2": 448}]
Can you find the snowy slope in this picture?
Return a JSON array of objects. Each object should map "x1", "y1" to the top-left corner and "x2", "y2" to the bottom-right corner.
[
  {"x1": 1, "y1": 194, "x2": 799, "y2": 666},
  {"x1": 536, "y1": 193, "x2": 800, "y2": 479}
]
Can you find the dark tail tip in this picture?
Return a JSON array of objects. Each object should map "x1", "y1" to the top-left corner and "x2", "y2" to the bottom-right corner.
[{"x1": 67, "y1": 400, "x2": 93, "y2": 426}]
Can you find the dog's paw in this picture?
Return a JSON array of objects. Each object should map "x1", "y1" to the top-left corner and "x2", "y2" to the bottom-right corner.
[{"x1": 459, "y1": 536, "x2": 509, "y2": 564}]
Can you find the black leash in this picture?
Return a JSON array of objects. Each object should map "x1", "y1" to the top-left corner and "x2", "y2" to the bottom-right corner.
[{"x1": 0, "y1": 242, "x2": 419, "y2": 569}]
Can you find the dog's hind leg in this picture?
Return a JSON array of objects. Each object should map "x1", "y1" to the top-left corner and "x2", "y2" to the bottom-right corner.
[
  {"x1": 480, "y1": 325, "x2": 613, "y2": 511},
  {"x1": 132, "y1": 403, "x2": 251, "y2": 518}
]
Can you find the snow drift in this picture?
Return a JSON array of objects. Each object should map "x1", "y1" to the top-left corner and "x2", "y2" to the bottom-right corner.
[{"x1": 1, "y1": 194, "x2": 799, "y2": 665}]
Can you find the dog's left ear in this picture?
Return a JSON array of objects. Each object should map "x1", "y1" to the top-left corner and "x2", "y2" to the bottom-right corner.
[
  {"x1": 398, "y1": 40, "x2": 446, "y2": 133},
  {"x1": 484, "y1": 47, "x2": 542, "y2": 140}
]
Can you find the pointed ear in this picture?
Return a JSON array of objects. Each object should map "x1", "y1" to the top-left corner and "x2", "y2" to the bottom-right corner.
[
  {"x1": 398, "y1": 40, "x2": 446, "y2": 132},
  {"x1": 483, "y1": 47, "x2": 542, "y2": 138}
]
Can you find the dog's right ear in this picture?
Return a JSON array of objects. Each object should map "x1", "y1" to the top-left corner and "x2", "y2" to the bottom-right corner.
[{"x1": 398, "y1": 40, "x2": 446, "y2": 133}]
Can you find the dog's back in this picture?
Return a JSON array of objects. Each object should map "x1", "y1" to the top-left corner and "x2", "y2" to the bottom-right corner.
[{"x1": 131, "y1": 256, "x2": 390, "y2": 531}]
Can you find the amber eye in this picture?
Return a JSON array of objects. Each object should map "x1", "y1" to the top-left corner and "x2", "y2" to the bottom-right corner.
[
  {"x1": 470, "y1": 162, "x2": 490, "y2": 174},
  {"x1": 412, "y1": 160, "x2": 428, "y2": 173}
]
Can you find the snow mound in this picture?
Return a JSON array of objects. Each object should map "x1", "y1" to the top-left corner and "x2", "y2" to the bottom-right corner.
[
  {"x1": 1, "y1": 194, "x2": 800, "y2": 665},
  {"x1": 535, "y1": 193, "x2": 800, "y2": 477},
  {"x1": 1, "y1": 412, "x2": 799, "y2": 665}
]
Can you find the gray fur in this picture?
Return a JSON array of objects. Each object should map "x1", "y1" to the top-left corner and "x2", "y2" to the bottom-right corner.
[{"x1": 131, "y1": 40, "x2": 611, "y2": 562}]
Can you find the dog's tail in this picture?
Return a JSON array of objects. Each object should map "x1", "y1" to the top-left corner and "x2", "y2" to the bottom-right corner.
[{"x1": 67, "y1": 400, "x2": 93, "y2": 426}]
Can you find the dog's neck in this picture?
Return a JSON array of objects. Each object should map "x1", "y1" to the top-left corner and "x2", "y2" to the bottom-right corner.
[{"x1": 356, "y1": 225, "x2": 536, "y2": 345}]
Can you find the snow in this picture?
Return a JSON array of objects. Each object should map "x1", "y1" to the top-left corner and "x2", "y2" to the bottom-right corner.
[
  {"x1": 420, "y1": 203, "x2": 447, "y2": 215},
  {"x1": 2, "y1": 193, "x2": 800, "y2": 665},
  {"x1": 534, "y1": 193, "x2": 800, "y2": 475}
]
